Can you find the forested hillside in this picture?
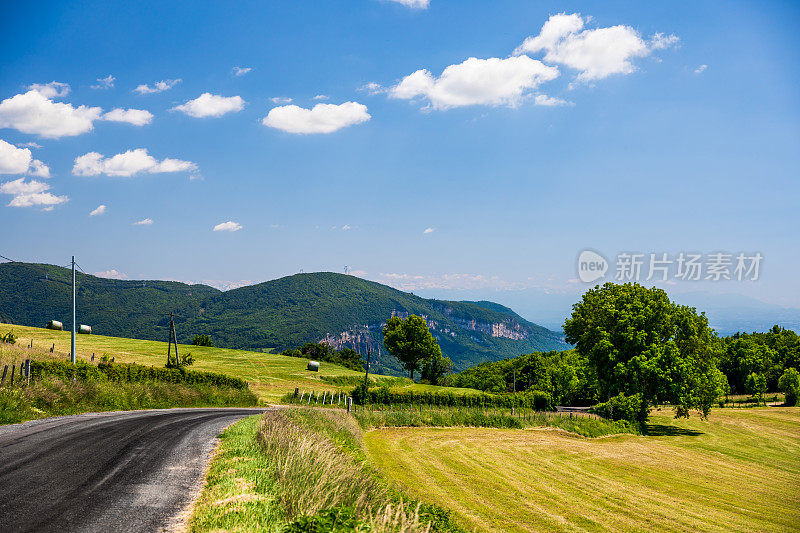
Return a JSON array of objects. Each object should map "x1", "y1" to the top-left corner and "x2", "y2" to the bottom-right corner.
[{"x1": 0, "y1": 262, "x2": 567, "y2": 374}]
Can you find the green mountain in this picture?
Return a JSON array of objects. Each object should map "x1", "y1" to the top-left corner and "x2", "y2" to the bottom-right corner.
[{"x1": 0, "y1": 262, "x2": 567, "y2": 374}]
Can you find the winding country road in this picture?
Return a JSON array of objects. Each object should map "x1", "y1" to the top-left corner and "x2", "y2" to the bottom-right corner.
[{"x1": 0, "y1": 408, "x2": 268, "y2": 532}]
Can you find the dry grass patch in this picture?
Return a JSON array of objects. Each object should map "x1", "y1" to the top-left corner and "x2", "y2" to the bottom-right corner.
[{"x1": 365, "y1": 407, "x2": 800, "y2": 533}]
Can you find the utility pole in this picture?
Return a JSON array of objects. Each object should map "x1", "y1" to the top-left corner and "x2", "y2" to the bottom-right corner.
[
  {"x1": 166, "y1": 312, "x2": 179, "y2": 367},
  {"x1": 363, "y1": 347, "x2": 372, "y2": 388},
  {"x1": 71, "y1": 256, "x2": 76, "y2": 364}
]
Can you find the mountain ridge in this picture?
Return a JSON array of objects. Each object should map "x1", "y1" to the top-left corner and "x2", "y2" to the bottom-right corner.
[{"x1": 0, "y1": 262, "x2": 567, "y2": 374}]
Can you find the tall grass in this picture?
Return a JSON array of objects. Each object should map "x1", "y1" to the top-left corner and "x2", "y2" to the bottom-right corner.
[
  {"x1": 0, "y1": 376, "x2": 258, "y2": 424},
  {"x1": 353, "y1": 406, "x2": 641, "y2": 438}
]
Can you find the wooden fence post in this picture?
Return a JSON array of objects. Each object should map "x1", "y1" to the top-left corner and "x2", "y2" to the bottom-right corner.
[
  {"x1": 25, "y1": 359, "x2": 30, "y2": 385},
  {"x1": 1, "y1": 365, "x2": 7, "y2": 386},
  {"x1": 9, "y1": 365, "x2": 15, "y2": 387}
]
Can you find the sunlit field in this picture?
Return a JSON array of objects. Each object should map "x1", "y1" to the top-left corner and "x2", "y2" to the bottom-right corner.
[{"x1": 365, "y1": 407, "x2": 800, "y2": 532}]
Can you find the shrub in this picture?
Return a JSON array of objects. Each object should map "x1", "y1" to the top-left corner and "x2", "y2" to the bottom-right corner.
[
  {"x1": 591, "y1": 393, "x2": 645, "y2": 422},
  {"x1": 349, "y1": 386, "x2": 552, "y2": 411},
  {"x1": 192, "y1": 334, "x2": 214, "y2": 347},
  {"x1": 778, "y1": 367, "x2": 799, "y2": 406}
]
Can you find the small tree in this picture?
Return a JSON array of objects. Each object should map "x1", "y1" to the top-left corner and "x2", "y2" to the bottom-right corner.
[
  {"x1": 383, "y1": 315, "x2": 442, "y2": 380},
  {"x1": 421, "y1": 353, "x2": 453, "y2": 385},
  {"x1": 745, "y1": 372, "x2": 767, "y2": 405},
  {"x1": 192, "y1": 334, "x2": 214, "y2": 347},
  {"x1": 778, "y1": 367, "x2": 799, "y2": 406}
]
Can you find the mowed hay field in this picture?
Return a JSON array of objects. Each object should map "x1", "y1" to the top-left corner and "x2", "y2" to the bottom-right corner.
[
  {"x1": 365, "y1": 407, "x2": 800, "y2": 532},
  {"x1": 0, "y1": 324, "x2": 363, "y2": 403}
]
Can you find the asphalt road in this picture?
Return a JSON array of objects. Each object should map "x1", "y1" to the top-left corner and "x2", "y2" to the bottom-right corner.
[{"x1": 0, "y1": 408, "x2": 268, "y2": 532}]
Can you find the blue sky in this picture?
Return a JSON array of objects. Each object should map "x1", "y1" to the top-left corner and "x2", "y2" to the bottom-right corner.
[{"x1": 1, "y1": 0, "x2": 799, "y2": 319}]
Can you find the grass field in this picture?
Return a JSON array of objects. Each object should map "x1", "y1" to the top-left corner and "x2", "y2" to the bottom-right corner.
[
  {"x1": 365, "y1": 407, "x2": 800, "y2": 532},
  {"x1": 0, "y1": 324, "x2": 475, "y2": 403}
]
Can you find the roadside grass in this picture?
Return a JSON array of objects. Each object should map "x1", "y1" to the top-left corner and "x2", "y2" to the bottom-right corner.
[
  {"x1": 190, "y1": 408, "x2": 463, "y2": 532},
  {"x1": 364, "y1": 407, "x2": 800, "y2": 533},
  {"x1": 1, "y1": 324, "x2": 482, "y2": 403},
  {"x1": 189, "y1": 415, "x2": 282, "y2": 532}
]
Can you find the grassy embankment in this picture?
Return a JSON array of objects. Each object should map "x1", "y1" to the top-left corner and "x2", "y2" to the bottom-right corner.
[
  {"x1": 365, "y1": 407, "x2": 800, "y2": 532},
  {"x1": 0, "y1": 324, "x2": 477, "y2": 404},
  {"x1": 189, "y1": 409, "x2": 463, "y2": 532},
  {"x1": 0, "y1": 341, "x2": 258, "y2": 424}
]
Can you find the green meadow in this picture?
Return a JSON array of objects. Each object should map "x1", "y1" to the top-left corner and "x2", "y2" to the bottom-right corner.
[{"x1": 364, "y1": 407, "x2": 800, "y2": 532}]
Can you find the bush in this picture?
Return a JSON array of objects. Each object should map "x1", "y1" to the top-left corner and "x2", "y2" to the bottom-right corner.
[
  {"x1": 1, "y1": 331, "x2": 16, "y2": 344},
  {"x1": 192, "y1": 334, "x2": 214, "y2": 347},
  {"x1": 778, "y1": 367, "x2": 799, "y2": 406},
  {"x1": 591, "y1": 393, "x2": 645, "y2": 422},
  {"x1": 29, "y1": 360, "x2": 249, "y2": 390},
  {"x1": 350, "y1": 385, "x2": 553, "y2": 411}
]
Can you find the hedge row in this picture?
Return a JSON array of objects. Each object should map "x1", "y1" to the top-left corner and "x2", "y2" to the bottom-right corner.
[
  {"x1": 352, "y1": 385, "x2": 553, "y2": 411},
  {"x1": 30, "y1": 361, "x2": 249, "y2": 391}
]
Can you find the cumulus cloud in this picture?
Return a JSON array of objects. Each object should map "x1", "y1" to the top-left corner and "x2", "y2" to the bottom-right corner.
[
  {"x1": 91, "y1": 75, "x2": 115, "y2": 89},
  {"x1": 232, "y1": 67, "x2": 252, "y2": 77},
  {"x1": 423, "y1": 227, "x2": 435, "y2": 234},
  {"x1": 94, "y1": 269, "x2": 127, "y2": 279},
  {"x1": 313, "y1": 94, "x2": 329, "y2": 100},
  {"x1": 514, "y1": 13, "x2": 678, "y2": 83},
  {"x1": 271, "y1": 96, "x2": 293, "y2": 104},
  {"x1": 534, "y1": 94, "x2": 571, "y2": 106},
  {"x1": 695, "y1": 64, "x2": 708, "y2": 74},
  {"x1": 133, "y1": 218, "x2": 153, "y2": 226},
  {"x1": 102, "y1": 108, "x2": 153, "y2": 126},
  {"x1": 0, "y1": 89, "x2": 102, "y2": 138},
  {"x1": 0, "y1": 177, "x2": 68, "y2": 208},
  {"x1": 172, "y1": 93, "x2": 245, "y2": 118},
  {"x1": 73, "y1": 149, "x2": 197, "y2": 177},
  {"x1": 0, "y1": 139, "x2": 50, "y2": 177},
  {"x1": 262, "y1": 102, "x2": 370, "y2": 134},
  {"x1": 28, "y1": 81, "x2": 70, "y2": 98},
  {"x1": 89, "y1": 204, "x2": 106, "y2": 216},
  {"x1": 390, "y1": 56, "x2": 559, "y2": 110},
  {"x1": 213, "y1": 220, "x2": 242, "y2": 232},
  {"x1": 134, "y1": 79, "x2": 181, "y2": 94},
  {"x1": 387, "y1": 0, "x2": 429, "y2": 8}
]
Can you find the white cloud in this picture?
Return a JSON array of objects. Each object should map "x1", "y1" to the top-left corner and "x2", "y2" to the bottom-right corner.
[
  {"x1": 213, "y1": 220, "x2": 242, "y2": 232},
  {"x1": 89, "y1": 204, "x2": 106, "y2": 216},
  {"x1": 391, "y1": 56, "x2": 559, "y2": 110},
  {"x1": 91, "y1": 75, "x2": 115, "y2": 89},
  {"x1": 172, "y1": 93, "x2": 245, "y2": 118},
  {"x1": 0, "y1": 90, "x2": 102, "y2": 138},
  {"x1": 341, "y1": 224, "x2": 352, "y2": 231},
  {"x1": 0, "y1": 139, "x2": 50, "y2": 177},
  {"x1": 271, "y1": 96, "x2": 293, "y2": 104},
  {"x1": 94, "y1": 269, "x2": 127, "y2": 279},
  {"x1": 313, "y1": 94, "x2": 329, "y2": 100},
  {"x1": 263, "y1": 102, "x2": 370, "y2": 134},
  {"x1": 423, "y1": 227, "x2": 435, "y2": 234},
  {"x1": 649, "y1": 33, "x2": 680, "y2": 50},
  {"x1": 695, "y1": 64, "x2": 708, "y2": 74},
  {"x1": 28, "y1": 81, "x2": 70, "y2": 98},
  {"x1": 102, "y1": 108, "x2": 153, "y2": 126},
  {"x1": 133, "y1": 218, "x2": 153, "y2": 226},
  {"x1": 73, "y1": 148, "x2": 197, "y2": 177},
  {"x1": 361, "y1": 82, "x2": 386, "y2": 96},
  {"x1": 18, "y1": 142, "x2": 42, "y2": 149},
  {"x1": 534, "y1": 94, "x2": 571, "y2": 106},
  {"x1": 134, "y1": 79, "x2": 181, "y2": 94},
  {"x1": 387, "y1": 0, "x2": 429, "y2": 8},
  {"x1": 0, "y1": 177, "x2": 68, "y2": 208},
  {"x1": 232, "y1": 67, "x2": 252, "y2": 77},
  {"x1": 28, "y1": 159, "x2": 50, "y2": 177},
  {"x1": 514, "y1": 13, "x2": 678, "y2": 83}
]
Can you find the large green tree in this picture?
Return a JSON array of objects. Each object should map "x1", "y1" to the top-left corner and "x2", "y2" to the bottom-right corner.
[
  {"x1": 563, "y1": 282, "x2": 725, "y2": 420},
  {"x1": 383, "y1": 315, "x2": 442, "y2": 380}
]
